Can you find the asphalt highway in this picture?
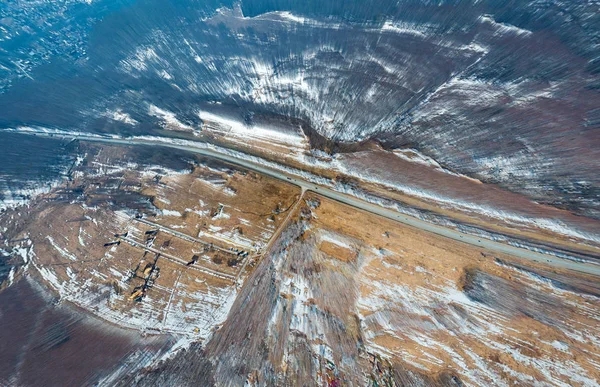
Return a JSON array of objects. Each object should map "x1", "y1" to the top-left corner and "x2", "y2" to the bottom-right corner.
[{"x1": 28, "y1": 132, "x2": 600, "y2": 276}]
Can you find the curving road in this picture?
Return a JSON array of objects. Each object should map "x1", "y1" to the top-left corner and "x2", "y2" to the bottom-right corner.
[{"x1": 26, "y1": 132, "x2": 600, "y2": 276}]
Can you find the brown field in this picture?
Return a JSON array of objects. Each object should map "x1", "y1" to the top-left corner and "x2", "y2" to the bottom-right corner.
[
  {"x1": 0, "y1": 142, "x2": 300, "y2": 339},
  {"x1": 318, "y1": 240, "x2": 358, "y2": 262},
  {"x1": 307, "y1": 192, "x2": 600, "y2": 385},
  {"x1": 1, "y1": 140, "x2": 598, "y2": 386},
  {"x1": 200, "y1": 191, "x2": 600, "y2": 386}
]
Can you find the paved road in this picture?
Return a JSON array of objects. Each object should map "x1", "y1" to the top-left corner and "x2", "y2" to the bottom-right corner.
[{"x1": 29, "y1": 132, "x2": 600, "y2": 276}]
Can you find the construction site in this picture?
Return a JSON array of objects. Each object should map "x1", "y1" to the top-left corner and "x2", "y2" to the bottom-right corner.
[{"x1": 1, "y1": 141, "x2": 301, "y2": 339}]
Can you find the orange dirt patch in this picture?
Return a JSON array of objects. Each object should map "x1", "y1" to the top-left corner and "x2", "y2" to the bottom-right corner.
[{"x1": 319, "y1": 241, "x2": 357, "y2": 262}]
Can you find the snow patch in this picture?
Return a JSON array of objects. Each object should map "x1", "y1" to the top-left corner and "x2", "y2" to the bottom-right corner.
[
  {"x1": 160, "y1": 209, "x2": 182, "y2": 217},
  {"x1": 106, "y1": 109, "x2": 138, "y2": 125},
  {"x1": 198, "y1": 110, "x2": 306, "y2": 148},
  {"x1": 149, "y1": 104, "x2": 194, "y2": 131},
  {"x1": 480, "y1": 15, "x2": 532, "y2": 37}
]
